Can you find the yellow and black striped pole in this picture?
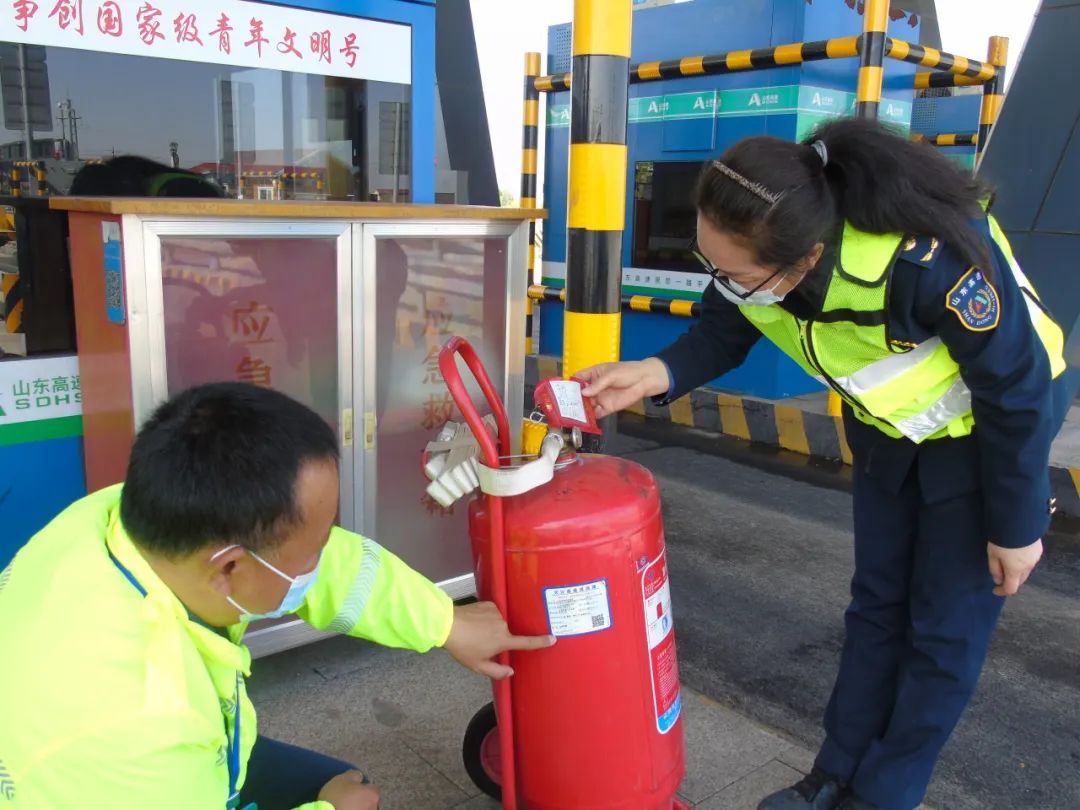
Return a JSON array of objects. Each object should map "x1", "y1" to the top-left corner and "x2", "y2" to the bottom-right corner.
[
  {"x1": 34, "y1": 161, "x2": 46, "y2": 196},
  {"x1": 562, "y1": 0, "x2": 631, "y2": 383},
  {"x1": 2, "y1": 272, "x2": 22, "y2": 334},
  {"x1": 530, "y1": 283, "x2": 701, "y2": 318},
  {"x1": 976, "y1": 36, "x2": 1008, "y2": 166},
  {"x1": 630, "y1": 36, "x2": 860, "y2": 84},
  {"x1": 887, "y1": 40, "x2": 997, "y2": 82},
  {"x1": 9, "y1": 166, "x2": 21, "y2": 198},
  {"x1": 914, "y1": 72, "x2": 986, "y2": 90},
  {"x1": 533, "y1": 36, "x2": 861, "y2": 92},
  {"x1": 913, "y1": 132, "x2": 978, "y2": 147},
  {"x1": 856, "y1": 0, "x2": 889, "y2": 118},
  {"x1": 522, "y1": 51, "x2": 541, "y2": 355}
]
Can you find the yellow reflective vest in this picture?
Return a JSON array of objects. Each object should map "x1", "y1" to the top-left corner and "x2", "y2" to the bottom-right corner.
[
  {"x1": 0, "y1": 485, "x2": 455, "y2": 809},
  {"x1": 739, "y1": 216, "x2": 1066, "y2": 442}
]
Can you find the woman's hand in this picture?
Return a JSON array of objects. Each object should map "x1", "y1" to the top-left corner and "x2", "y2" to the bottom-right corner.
[
  {"x1": 577, "y1": 358, "x2": 671, "y2": 418},
  {"x1": 987, "y1": 539, "x2": 1043, "y2": 597}
]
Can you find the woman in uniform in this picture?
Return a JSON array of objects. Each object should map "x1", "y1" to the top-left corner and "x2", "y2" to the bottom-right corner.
[{"x1": 578, "y1": 118, "x2": 1071, "y2": 810}]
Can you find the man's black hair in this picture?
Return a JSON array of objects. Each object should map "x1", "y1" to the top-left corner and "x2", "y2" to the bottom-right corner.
[{"x1": 120, "y1": 382, "x2": 339, "y2": 558}]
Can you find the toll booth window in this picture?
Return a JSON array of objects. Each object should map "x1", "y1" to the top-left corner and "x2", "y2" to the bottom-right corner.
[
  {"x1": 0, "y1": 42, "x2": 413, "y2": 203},
  {"x1": 631, "y1": 161, "x2": 706, "y2": 273}
]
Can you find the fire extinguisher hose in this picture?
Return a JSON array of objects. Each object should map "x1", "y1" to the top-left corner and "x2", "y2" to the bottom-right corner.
[{"x1": 437, "y1": 336, "x2": 519, "y2": 810}]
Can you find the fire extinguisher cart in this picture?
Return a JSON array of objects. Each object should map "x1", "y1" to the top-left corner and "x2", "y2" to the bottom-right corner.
[{"x1": 428, "y1": 337, "x2": 689, "y2": 810}]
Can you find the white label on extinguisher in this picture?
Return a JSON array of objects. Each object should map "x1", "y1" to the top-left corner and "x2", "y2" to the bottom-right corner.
[
  {"x1": 642, "y1": 553, "x2": 681, "y2": 735},
  {"x1": 543, "y1": 579, "x2": 612, "y2": 637},
  {"x1": 548, "y1": 380, "x2": 588, "y2": 423}
]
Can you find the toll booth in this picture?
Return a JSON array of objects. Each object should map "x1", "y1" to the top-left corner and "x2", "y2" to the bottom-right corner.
[
  {"x1": 536, "y1": 0, "x2": 921, "y2": 400},
  {"x1": 0, "y1": 0, "x2": 502, "y2": 571},
  {"x1": 54, "y1": 196, "x2": 533, "y2": 655}
]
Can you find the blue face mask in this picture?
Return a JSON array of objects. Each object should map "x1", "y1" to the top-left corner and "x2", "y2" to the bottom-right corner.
[{"x1": 213, "y1": 544, "x2": 322, "y2": 622}]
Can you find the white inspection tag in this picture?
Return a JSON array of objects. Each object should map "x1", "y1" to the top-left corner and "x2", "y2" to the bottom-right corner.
[
  {"x1": 543, "y1": 579, "x2": 612, "y2": 637},
  {"x1": 548, "y1": 379, "x2": 587, "y2": 423}
]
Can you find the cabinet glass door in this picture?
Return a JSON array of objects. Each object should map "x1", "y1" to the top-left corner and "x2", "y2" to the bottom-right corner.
[
  {"x1": 359, "y1": 222, "x2": 526, "y2": 591},
  {"x1": 142, "y1": 221, "x2": 356, "y2": 532}
]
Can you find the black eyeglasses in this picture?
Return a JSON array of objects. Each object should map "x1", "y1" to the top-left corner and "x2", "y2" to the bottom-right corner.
[{"x1": 688, "y1": 237, "x2": 783, "y2": 300}]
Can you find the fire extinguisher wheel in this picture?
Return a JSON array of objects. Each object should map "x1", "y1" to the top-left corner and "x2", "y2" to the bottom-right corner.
[{"x1": 462, "y1": 701, "x2": 502, "y2": 800}]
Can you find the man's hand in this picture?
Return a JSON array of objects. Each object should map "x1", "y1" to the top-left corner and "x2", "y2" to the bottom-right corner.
[
  {"x1": 577, "y1": 358, "x2": 671, "y2": 418},
  {"x1": 988, "y1": 539, "x2": 1043, "y2": 597},
  {"x1": 318, "y1": 771, "x2": 379, "y2": 810},
  {"x1": 443, "y1": 601, "x2": 556, "y2": 679}
]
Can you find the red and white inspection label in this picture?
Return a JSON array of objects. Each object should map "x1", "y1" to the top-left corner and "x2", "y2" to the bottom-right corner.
[
  {"x1": 642, "y1": 553, "x2": 681, "y2": 734},
  {"x1": 543, "y1": 579, "x2": 612, "y2": 637},
  {"x1": 547, "y1": 380, "x2": 587, "y2": 423}
]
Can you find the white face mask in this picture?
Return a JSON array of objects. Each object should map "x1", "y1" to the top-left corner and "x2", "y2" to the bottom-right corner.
[
  {"x1": 713, "y1": 275, "x2": 788, "y2": 307},
  {"x1": 212, "y1": 544, "x2": 322, "y2": 622}
]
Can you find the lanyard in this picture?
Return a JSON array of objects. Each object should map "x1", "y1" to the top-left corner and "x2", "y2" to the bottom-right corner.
[{"x1": 107, "y1": 546, "x2": 245, "y2": 810}]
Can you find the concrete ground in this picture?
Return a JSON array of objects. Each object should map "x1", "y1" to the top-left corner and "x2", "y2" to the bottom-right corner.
[
  {"x1": 249, "y1": 636, "x2": 818, "y2": 809},
  {"x1": 248, "y1": 425, "x2": 1080, "y2": 809}
]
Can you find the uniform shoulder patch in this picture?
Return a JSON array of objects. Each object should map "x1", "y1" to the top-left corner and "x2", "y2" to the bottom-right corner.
[
  {"x1": 901, "y1": 235, "x2": 943, "y2": 268},
  {"x1": 946, "y1": 267, "x2": 1000, "y2": 332}
]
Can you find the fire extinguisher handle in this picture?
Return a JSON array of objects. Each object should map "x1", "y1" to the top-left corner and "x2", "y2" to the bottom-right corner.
[{"x1": 438, "y1": 337, "x2": 512, "y2": 468}]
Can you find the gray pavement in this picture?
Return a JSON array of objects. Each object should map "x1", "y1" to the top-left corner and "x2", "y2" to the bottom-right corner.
[
  {"x1": 247, "y1": 426, "x2": 1080, "y2": 809},
  {"x1": 617, "y1": 423, "x2": 1080, "y2": 809},
  {"x1": 248, "y1": 634, "x2": 818, "y2": 809}
]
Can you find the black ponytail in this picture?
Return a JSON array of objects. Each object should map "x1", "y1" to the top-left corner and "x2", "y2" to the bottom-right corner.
[{"x1": 694, "y1": 117, "x2": 993, "y2": 273}]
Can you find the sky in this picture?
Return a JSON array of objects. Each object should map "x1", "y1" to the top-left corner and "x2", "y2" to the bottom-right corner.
[{"x1": 469, "y1": 0, "x2": 1042, "y2": 206}]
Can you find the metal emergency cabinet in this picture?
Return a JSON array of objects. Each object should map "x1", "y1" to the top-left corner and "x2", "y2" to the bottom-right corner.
[{"x1": 53, "y1": 197, "x2": 539, "y2": 656}]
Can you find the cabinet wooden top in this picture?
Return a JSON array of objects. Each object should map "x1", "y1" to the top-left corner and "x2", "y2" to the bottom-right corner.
[{"x1": 50, "y1": 197, "x2": 548, "y2": 221}]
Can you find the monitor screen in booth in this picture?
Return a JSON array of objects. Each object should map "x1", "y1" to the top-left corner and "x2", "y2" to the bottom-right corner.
[{"x1": 631, "y1": 160, "x2": 706, "y2": 274}]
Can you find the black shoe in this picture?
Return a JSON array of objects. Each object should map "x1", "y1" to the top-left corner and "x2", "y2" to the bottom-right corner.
[
  {"x1": 837, "y1": 797, "x2": 879, "y2": 810},
  {"x1": 757, "y1": 768, "x2": 847, "y2": 810}
]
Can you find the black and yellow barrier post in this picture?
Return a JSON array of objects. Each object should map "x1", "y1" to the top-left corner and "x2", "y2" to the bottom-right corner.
[
  {"x1": 9, "y1": 165, "x2": 21, "y2": 198},
  {"x1": 855, "y1": 0, "x2": 889, "y2": 118},
  {"x1": 522, "y1": 52, "x2": 541, "y2": 355},
  {"x1": 977, "y1": 36, "x2": 1008, "y2": 166},
  {"x1": 913, "y1": 133, "x2": 978, "y2": 147},
  {"x1": 563, "y1": 0, "x2": 631, "y2": 387}
]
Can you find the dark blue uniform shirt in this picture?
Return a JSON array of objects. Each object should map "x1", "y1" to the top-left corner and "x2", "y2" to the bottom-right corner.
[{"x1": 655, "y1": 218, "x2": 1071, "y2": 548}]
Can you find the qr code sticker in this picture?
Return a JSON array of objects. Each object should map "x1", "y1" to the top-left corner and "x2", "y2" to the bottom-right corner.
[{"x1": 106, "y1": 270, "x2": 123, "y2": 311}]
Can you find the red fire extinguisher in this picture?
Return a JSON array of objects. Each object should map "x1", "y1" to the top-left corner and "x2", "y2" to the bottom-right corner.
[{"x1": 432, "y1": 337, "x2": 688, "y2": 810}]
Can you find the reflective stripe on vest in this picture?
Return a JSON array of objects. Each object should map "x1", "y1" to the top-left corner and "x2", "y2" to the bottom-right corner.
[
  {"x1": 739, "y1": 220, "x2": 1065, "y2": 443},
  {"x1": 987, "y1": 215, "x2": 1067, "y2": 379}
]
